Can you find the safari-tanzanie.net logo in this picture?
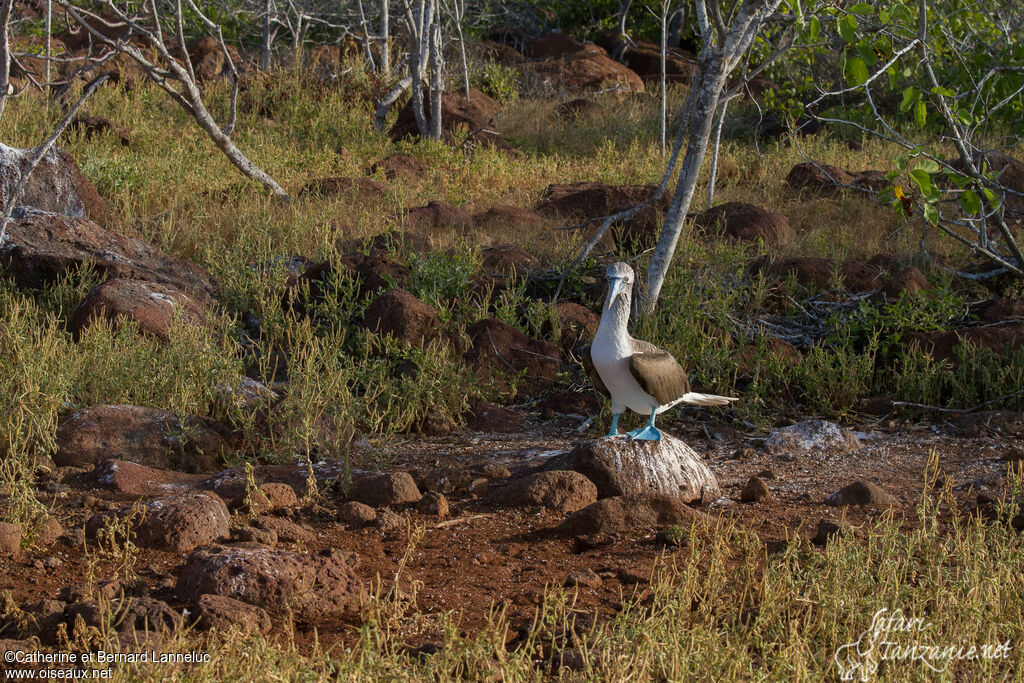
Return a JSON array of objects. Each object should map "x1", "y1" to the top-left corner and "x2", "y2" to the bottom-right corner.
[{"x1": 834, "y1": 608, "x2": 1013, "y2": 681}]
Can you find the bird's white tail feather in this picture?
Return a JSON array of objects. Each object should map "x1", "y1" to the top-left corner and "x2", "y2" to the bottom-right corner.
[{"x1": 680, "y1": 392, "x2": 738, "y2": 406}]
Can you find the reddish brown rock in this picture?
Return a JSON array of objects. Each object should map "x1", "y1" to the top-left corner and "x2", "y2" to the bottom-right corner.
[
  {"x1": 825, "y1": 480, "x2": 898, "y2": 506},
  {"x1": 390, "y1": 91, "x2": 510, "y2": 149},
  {"x1": 415, "y1": 491, "x2": 449, "y2": 518},
  {"x1": 351, "y1": 472, "x2": 422, "y2": 506},
  {"x1": 538, "y1": 390, "x2": 601, "y2": 417},
  {"x1": 740, "y1": 476, "x2": 770, "y2": 503},
  {"x1": 735, "y1": 336, "x2": 800, "y2": 378},
  {"x1": 337, "y1": 501, "x2": 377, "y2": 527},
  {"x1": 0, "y1": 211, "x2": 219, "y2": 302},
  {"x1": 68, "y1": 278, "x2": 205, "y2": 341},
  {"x1": 557, "y1": 495, "x2": 697, "y2": 535},
  {"x1": 403, "y1": 201, "x2": 474, "y2": 235},
  {"x1": 474, "y1": 205, "x2": 549, "y2": 232},
  {"x1": 786, "y1": 162, "x2": 887, "y2": 195},
  {"x1": 480, "y1": 244, "x2": 539, "y2": 277},
  {"x1": 883, "y1": 266, "x2": 930, "y2": 298},
  {"x1": 288, "y1": 254, "x2": 411, "y2": 312},
  {"x1": 763, "y1": 257, "x2": 890, "y2": 293},
  {"x1": 187, "y1": 35, "x2": 246, "y2": 82},
  {"x1": 176, "y1": 545, "x2": 363, "y2": 620},
  {"x1": 969, "y1": 298, "x2": 1024, "y2": 324},
  {"x1": 299, "y1": 176, "x2": 389, "y2": 202},
  {"x1": 551, "y1": 302, "x2": 599, "y2": 350},
  {"x1": 479, "y1": 40, "x2": 526, "y2": 66},
  {"x1": 526, "y1": 33, "x2": 584, "y2": 59},
  {"x1": 86, "y1": 493, "x2": 230, "y2": 553},
  {"x1": 903, "y1": 322, "x2": 1024, "y2": 362},
  {"x1": 486, "y1": 470, "x2": 598, "y2": 513},
  {"x1": 370, "y1": 154, "x2": 428, "y2": 182},
  {"x1": 92, "y1": 459, "x2": 206, "y2": 496},
  {"x1": 527, "y1": 49, "x2": 644, "y2": 95},
  {"x1": 693, "y1": 202, "x2": 794, "y2": 246},
  {"x1": 254, "y1": 516, "x2": 314, "y2": 544},
  {"x1": 69, "y1": 116, "x2": 132, "y2": 146},
  {"x1": 250, "y1": 483, "x2": 299, "y2": 513},
  {"x1": 363, "y1": 288, "x2": 442, "y2": 348},
  {"x1": 464, "y1": 318, "x2": 560, "y2": 392},
  {"x1": 464, "y1": 401, "x2": 526, "y2": 433},
  {"x1": 192, "y1": 594, "x2": 272, "y2": 634},
  {"x1": 0, "y1": 522, "x2": 21, "y2": 556},
  {"x1": 535, "y1": 182, "x2": 668, "y2": 250},
  {"x1": 54, "y1": 405, "x2": 230, "y2": 472},
  {"x1": 0, "y1": 143, "x2": 110, "y2": 222},
  {"x1": 63, "y1": 596, "x2": 181, "y2": 635}
]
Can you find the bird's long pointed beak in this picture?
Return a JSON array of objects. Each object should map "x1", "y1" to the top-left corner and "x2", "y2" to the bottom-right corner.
[{"x1": 605, "y1": 276, "x2": 625, "y2": 309}]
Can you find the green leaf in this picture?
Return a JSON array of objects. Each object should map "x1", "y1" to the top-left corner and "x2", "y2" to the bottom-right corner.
[
  {"x1": 915, "y1": 159, "x2": 940, "y2": 174},
  {"x1": 849, "y1": 3, "x2": 874, "y2": 14},
  {"x1": 857, "y1": 43, "x2": 878, "y2": 66},
  {"x1": 899, "y1": 87, "x2": 920, "y2": 113},
  {"x1": 909, "y1": 169, "x2": 932, "y2": 195},
  {"x1": 942, "y1": 169, "x2": 971, "y2": 188},
  {"x1": 845, "y1": 57, "x2": 870, "y2": 86},
  {"x1": 930, "y1": 85, "x2": 955, "y2": 97},
  {"x1": 913, "y1": 99, "x2": 927, "y2": 128},
  {"x1": 895, "y1": 155, "x2": 907, "y2": 171},
  {"x1": 838, "y1": 14, "x2": 859, "y2": 42},
  {"x1": 922, "y1": 203, "x2": 939, "y2": 225},
  {"x1": 808, "y1": 15, "x2": 820, "y2": 40},
  {"x1": 960, "y1": 190, "x2": 982, "y2": 215},
  {"x1": 982, "y1": 188, "x2": 1000, "y2": 208},
  {"x1": 955, "y1": 108, "x2": 973, "y2": 125}
]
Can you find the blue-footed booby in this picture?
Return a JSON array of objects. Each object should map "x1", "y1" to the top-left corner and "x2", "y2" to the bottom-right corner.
[{"x1": 589, "y1": 262, "x2": 737, "y2": 441}]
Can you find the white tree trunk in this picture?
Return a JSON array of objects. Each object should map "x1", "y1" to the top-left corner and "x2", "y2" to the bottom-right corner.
[
  {"x1": 379, "y1": 0, "x2": 390, "y2": 75},
  {"x1": 428, "y1": 21, "x2": 443, "y2": 140},
  {"x1": 639, "y1": 59, "x2": 728, "y2": 312},
  {"x1": 0, "y1": 0, "x2": 12, "y2": 123}
]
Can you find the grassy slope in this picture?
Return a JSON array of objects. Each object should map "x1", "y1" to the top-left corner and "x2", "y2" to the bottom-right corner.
[{"x1": 2, "y1": 62, "x2": 1024, "y2": 680}]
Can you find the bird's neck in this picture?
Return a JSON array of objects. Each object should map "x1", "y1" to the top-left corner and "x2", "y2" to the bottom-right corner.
[{"x1": 597, "y1": 292, "x2": 631, "y2": 343}]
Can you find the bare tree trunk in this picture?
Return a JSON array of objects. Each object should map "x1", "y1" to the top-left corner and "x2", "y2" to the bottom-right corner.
[
  {"x1": 618, "y1": 0, "x2": 633, "y2": 38},
  {"x1": 356, "y1": 0, "x2": 377, "y2": 71},
  {"x1": 407, "y1": 0, "x2": 428, "y2": 136},
  {"x1": 260, "y1": 0, "x2": 273, "y2": 70},
  {"x1": 449, "y1": 0, "x2": 470, "y2": 100},
  {"x1": 638, "y1": 0, "x2": 783, "y2": 313},
  {"x1": 659, "y1": 0, "x2": 668, "y2": 156},
  {"x1": 0, "y1": 0, "x2": 12, "y2": 122},
  {"x1": 45, "y1": 0, "x2": 52, "y2": 87},
  {"x1": 640, "y1": 62, "x2": 728, "y2": 312},
  {"x1": 379, "y1": 0, "x2": 390, "y2": 75},
  {"x1": 428, "y1": 20, "x2": 443, "y2": 140},
  {"x1": 706, "y1": 99, "x2": 728, "y2": 207}
]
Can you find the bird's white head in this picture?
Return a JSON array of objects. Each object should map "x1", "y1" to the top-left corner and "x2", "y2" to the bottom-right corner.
[{"x1": 604, "y1": 261, "x2": 635, "y2": 311}]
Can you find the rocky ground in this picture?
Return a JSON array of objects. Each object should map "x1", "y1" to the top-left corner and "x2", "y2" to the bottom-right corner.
[{"x1": 2, "y1": 405, "x2": 1020, "y2": 656}]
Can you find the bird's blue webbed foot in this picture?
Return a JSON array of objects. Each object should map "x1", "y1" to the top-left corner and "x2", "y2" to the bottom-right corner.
[
  {"x1": 605, "y1": 413, "x2": 622, "y2": 438},
  {"x1": 627, "y1": 408, "x2": 662, "y2": 441},
  {"x1": 627, "y1": 424, "x2": 663, "y2": 441}
]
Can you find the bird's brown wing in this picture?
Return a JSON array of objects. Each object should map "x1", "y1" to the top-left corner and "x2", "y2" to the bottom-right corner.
[
  {"x1": 628, "y1": 341, "x2": 691, "y2": 406},
  {"x1": 579, "y1": 344, "x2": 610, "y2": 397}
]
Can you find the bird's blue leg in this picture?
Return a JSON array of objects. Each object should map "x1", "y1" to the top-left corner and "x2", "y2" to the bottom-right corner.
[
  {"x1": 628, "y1": 408, "x2": 662, "y2": 441},
  {"x1": 605, "y1": 413, "x2": 621, "y2": 437}
]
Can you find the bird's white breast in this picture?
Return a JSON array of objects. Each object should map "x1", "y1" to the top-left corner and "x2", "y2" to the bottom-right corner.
[{"x1": 592, "y1": 329, "x2": 659, "y2": 415}]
